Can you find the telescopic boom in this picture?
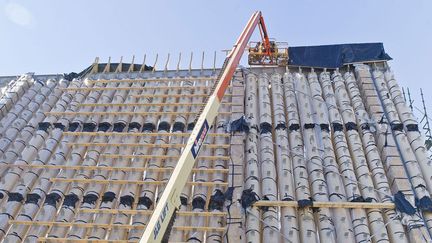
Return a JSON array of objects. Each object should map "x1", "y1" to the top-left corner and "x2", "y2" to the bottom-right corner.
[{"x1": 140, "y1": 11, "x2": 272, "y2": 243}]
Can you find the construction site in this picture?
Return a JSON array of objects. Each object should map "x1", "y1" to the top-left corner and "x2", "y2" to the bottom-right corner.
[{"x1": 1, "y1": 10, "x2": 432, "y2": 243}]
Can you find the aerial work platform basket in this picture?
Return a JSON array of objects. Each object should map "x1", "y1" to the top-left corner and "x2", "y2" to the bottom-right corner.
[{"x1": 248, "y1": 40, "x2": 288, "y2": 66}]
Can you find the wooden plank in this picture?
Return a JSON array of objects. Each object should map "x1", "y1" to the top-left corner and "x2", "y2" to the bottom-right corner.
[
  {"x1": 63, "y1": 132, "x2": 230, "y2": 137},
  {"x1": 85, "y1": 77, "x2": 217, "y2": 84},
  {"x1": 253, "y1": 200, "x2": 396, "y2": 209},
  {"x1": 49, "y1": 178, "x2": 229, "y2": 186},
  {"x1": 131, "y1": 93, "x2": 234, "y2": 98},
  {"x1": 77, "y1": 208, "x2": 227, "y2": 217},
  {"x1": 78, "y1": 102, "x2": 233, "y2": 107},
  {"x1": 67, "y1": 142, "x2": 230, "y2": 149},
  {"x1": 61, "y1": 85, "x2": 231, "y2": 91},
  {"x1": 38, "y1": 239, "x2": 131, "y2": 243},
  {"x1": 11, "y1": 221, "x2": 225, "y2": 232},
  {"x1": 3, "y1": 164, "x2": 229, "y2": 173},
  {"x1": 45, "y1": 111, "x2": 231, "y2": 116},
  {"x1": 99, "y1": 154, "x2": 230, "y2": 160}
]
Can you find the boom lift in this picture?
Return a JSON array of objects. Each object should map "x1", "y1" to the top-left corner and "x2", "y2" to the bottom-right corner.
[
  {"x1": 140, "y1": 11, "x2": 287, "y2": 243},
  {"x1": 248, "y1": 15, "x2": 288, "y2": 66}
]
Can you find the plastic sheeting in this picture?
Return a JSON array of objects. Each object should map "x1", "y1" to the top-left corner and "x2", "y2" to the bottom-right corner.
[{"x1": 288, "y1": 43, "x2": 391, "y2": 68}]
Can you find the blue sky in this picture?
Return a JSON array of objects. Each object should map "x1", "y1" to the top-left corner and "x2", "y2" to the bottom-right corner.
[{"x1": 1, "y1": 0, "x2": 431, "y2": 108}]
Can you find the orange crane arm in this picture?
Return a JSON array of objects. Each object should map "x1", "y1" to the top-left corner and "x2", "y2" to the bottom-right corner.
[
  {"x1": 258, "y1": 15, "x2": 272, "y2": 55},
  {"x1": 140, "y1": 11, "x2": 268, "y2": 243}
]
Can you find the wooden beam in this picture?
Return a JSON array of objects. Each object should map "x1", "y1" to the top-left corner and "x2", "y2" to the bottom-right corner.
[
  {"x1": 49, "y1": 178, "x2": 229, "y2": 186},
  {"x1": 201, "y1": 51, "x2": 205, "y2": 72},
  {"x1": 85, "y1": 77, "x2": 217, "y2": 84},
  {"x1": 176, "y1": 52, "x2": 182, "y2": 72},
  {"x1": 67, "y1": 142, "x2": 230, "y2": 149},
  {"x1": 164, "y1": 53, "x2": 170, "y2": 72},
  {"x1": 44, "y1": 111, "x2": 231, "y2": 116},
  {"x1": 103, "y1": 57, "x2": 111, "y2": 73},
  {"x1": 128, "y1": 55, "x2": 135, "y2": 72},
  {"x1": 152, "y1": 54, "x2": 158, "y2": 72},
  {"x1": 99, "y1": 154, "x2": 230, "y2": 161},
  {"x1": 4, "y1": 164, "x2": 229, "y2": 173},
  {"x1": 63, "y1": 132, "x2": 230, "y2": 137},
  {"x1": 213, "y1": 50, "x2": 217, "y2": 72},
  {"x1": 91, "y1": 57, "x2": 100, "y2": 74},
  {"x1": 38, "y1": 239, "x2": 130, "y2": 243},
  {"x1": 139, "y1": 54, "x2": 147, "y2": 73},
  {"x1": 189, "y1": 52, "x2": 193, "y2": 72},
  {"x1": 60, "y1": 85, "x2": 230, "y2": 91},
  {"x1": 77, "y1": 208, "x2": 227, "y2": 217},
  {"x1": 253, "y1": 200, "x2": 396, "y2": 209},
  {"x1": 77, "y1": 102, "x2": 233, "y2": 107},
  {"x1": 115, "y1": 56, "x2": 123, "y2": 73},
  {"x1": 131, "y1": 93, "x2": 233, "y2": 98},
  {"x1": 11, "y1": 221, "x2": 226, "y2": 232}
]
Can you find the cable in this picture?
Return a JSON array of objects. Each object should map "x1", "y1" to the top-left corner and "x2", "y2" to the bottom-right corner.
[{"x1": 223, "y1": 134, "x2": 235, "y2": 243}]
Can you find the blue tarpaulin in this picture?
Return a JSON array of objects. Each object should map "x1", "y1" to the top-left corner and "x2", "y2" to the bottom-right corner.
[{"x1": 288, "y1": 43, "x2": 392, "y2": 68}]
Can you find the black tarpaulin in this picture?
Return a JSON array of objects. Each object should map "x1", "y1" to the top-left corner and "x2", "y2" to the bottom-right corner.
[
  {"x1": 64, "y1": 63, "x2": 153, "y2": 81},
  {"x1": 288, "y1": 43, "x2": 392, "y2": 68},
  {"x1": 394, "y1": 191, "x2": 416, "y2": 215}
]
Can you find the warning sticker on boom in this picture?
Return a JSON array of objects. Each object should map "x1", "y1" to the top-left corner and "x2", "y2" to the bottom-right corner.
[{"x1": 191, "y1": 120, "x2": 209, "y2": 159}]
